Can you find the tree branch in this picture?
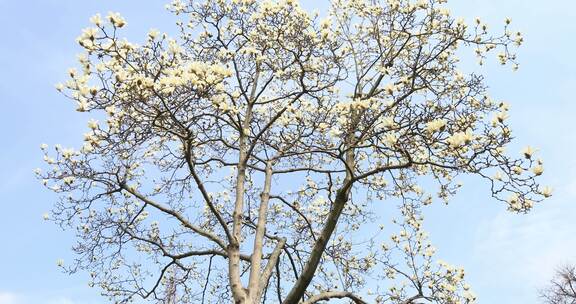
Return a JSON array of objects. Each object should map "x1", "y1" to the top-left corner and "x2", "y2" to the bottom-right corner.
[{"x1": 300, "y1": 291, "x2": 367, "y2": 304}]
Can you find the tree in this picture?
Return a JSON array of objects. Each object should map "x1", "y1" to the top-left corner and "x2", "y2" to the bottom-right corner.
[
  {"x1": 541, "y1": 265, "x2": 576, "y2": 304},
  {"x1": 38, "y1": 0, "x2": 551, "y2": 303}
]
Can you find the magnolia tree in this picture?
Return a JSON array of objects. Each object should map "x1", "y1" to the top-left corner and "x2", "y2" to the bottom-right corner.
[{"x1": 39, "y1": 0, "x2": 551, "y2": 303}]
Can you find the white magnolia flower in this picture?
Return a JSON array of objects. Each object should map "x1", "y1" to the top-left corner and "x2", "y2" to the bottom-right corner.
[
  {"x1": 89, "y1": 13, "x2": 103, "y2": 26},
  {"x1": 532, "y1": 164, "x2": 544, "y2": 176},
  {"x1": 521, "y1": 146, "x2": 536, "y2": 159},
  {"x1": 76, "y1": 99, "x2": 90, "y2": 112},
  {"x1": 61, "y1": 148, "x2": 75, "y2": 160},
  {"x1": 493, "y1": 171, "x2": 503, "y2": 181},
  {"x1": 107, "y1": 12, "x2": 126, "y2": 28},
  {"x1": 148, "y1": 28, "x2": 160, "y2": 40},
  {"x1": 447, "y1": 129, "x2": 473, "y2": 147},
  {"x1": 383, "y1": 133, "x2": 398, "y2": 146},
  {"x1": 425, "y1": 119, "x2": 447, "y2": 133},
  {"x1": 63, "y1": 176, "x2": 75, "y2": 185},
  {"x1": 540, "y1": 186, "x2": 553, "y2": 198},
  {"x1": 87, "y1": 119, "x2": 99, "y2": 130}
]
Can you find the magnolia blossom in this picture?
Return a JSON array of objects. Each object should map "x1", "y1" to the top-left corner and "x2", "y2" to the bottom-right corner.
[
  {"x1": 87, "y1": 119, "x2": 98, "y2": 130},
  {"x1": 533, "y1": 164, "x2": 544, "y2": 176},
  {"x1": 425, "y1": 119, "x2": 447, "y2": 133},
  {"x1": 522, "y1": 146, "x2": 536, "y2": 159},
  {"x1": 90, "y1": 13, "x2": 103, "y2": 26},
  {"x1": 106, "y1": 12, "x2": 126, "y2": 28},
  {"x1": 447, "y1": 129, "x2": 474, "y2": 147},
  {"x1": 540, "y1": 186, "x2": 553, "y2": 198}
]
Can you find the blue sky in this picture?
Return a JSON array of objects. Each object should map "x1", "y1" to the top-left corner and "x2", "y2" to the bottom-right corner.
[{"x1": 0, "y1": 0, "x2": 574, "y2": 303}]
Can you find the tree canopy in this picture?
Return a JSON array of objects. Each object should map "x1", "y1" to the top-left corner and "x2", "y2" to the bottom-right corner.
[{"x1": 39, "y1": 0, "x2": 550, "y2": 303}]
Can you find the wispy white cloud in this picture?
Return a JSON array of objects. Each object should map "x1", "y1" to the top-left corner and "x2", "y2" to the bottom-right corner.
[
  {"x1": 46, "y1": 298, "x2": 76, "y2": 304},
  {"x1": 0, "y1": 292, "x2": 78, "y2": 304},
  {"x1": 0, "y1": 292, "x2": 19, "y2": 304},
  {"x1": 470, "y1": 178, "x2": 576, "y2": 304},
  {"x1": 475, "y1": 206, "x2": 575, "y2": 278}
]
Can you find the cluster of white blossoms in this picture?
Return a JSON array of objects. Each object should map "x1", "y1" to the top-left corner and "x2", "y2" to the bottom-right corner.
[
  {"x1": 446, "y1": 129, "x2": 475, "y2": 148},
  {"x1": 372, "y1": 203, "x2": 477, "y2": 304},
  {"x1": 39, "y1": 0, "x2": 551, "y2": 303},
  {"x1": 507, "y1": 193, "x2": 534, "y2": 211}
]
